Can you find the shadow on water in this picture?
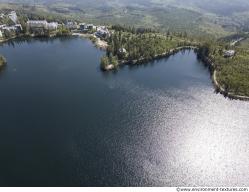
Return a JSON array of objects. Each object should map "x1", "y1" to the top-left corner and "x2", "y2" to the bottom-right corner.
[
  {"x1": 101, "y1": 49, "x2": 193, "y2": 74},
  {"x1": 101, "y1": 68, "x2": 119, "y2": 79},
  {"x1": 0, "y1": 36, "x2": 77, "y2": 48}
]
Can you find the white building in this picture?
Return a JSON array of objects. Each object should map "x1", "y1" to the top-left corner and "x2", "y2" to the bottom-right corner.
[
  {"x1": 84, "y1": 24, "x2": 96, "y2": 31},
  {"x1": 0, "y1": 24, "x2": 6, "y2": 29},
  {"x1": 0, "y1": 23, "x2": 22, "y2": 36},
  {"x1": 47, "y1": 22, "x2": 58, "y2": 30},
  {"x1": 224, "y1": 50, "x2": 235, "y2": 57},
  {"x1": 95, "y1": 26, "x2": 110, "y2": 38},
  {"x1": 27, "y1": 20, "x2": 48, "y2": 29},
  {"x1": 15, "y1": 24, "x2": 23, "y2": 31},
  {"x1": 65, "y1": 21, "x2": 78, "y2": 30},
  {"x1": 119, "y1": 48, "x2": 127, "y2": 54},
  {"x1": 2, "y1": 26, "x2": 17, "y2": 31},
  {"x1": 8, "y1": 11, "x2": 18, "y2": 24},
  {"x1": 27, "y1": 20, "x2": 59, "y2": 32},
  {"x1": 97, "y1": 26, "x2": 108, "y2": 31},
  {"x1": 79, "y1": 23, "x2": 86, "y2": 31}
]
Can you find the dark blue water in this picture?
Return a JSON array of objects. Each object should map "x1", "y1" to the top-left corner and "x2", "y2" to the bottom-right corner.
[{"x1": 0, "y1": 37, "x2": 248, "y2": 187}]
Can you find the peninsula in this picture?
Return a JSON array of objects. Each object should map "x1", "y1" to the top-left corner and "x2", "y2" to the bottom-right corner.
[
  {"x1": 98, "y1": 25, "x2": 249, "y2": 100},
  {"x1": 0, "y1": 9, "x2": 249, "y2": 100}
]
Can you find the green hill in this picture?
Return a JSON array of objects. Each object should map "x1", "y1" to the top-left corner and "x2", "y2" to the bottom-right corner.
[{"x1": 1, "y1": 0, "x2": 249, "y2": 37}]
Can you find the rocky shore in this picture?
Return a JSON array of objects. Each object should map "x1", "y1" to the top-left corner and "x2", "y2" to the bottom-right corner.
[{"x1": 72, "y1": 33, "x2": 108, "y2": 49}]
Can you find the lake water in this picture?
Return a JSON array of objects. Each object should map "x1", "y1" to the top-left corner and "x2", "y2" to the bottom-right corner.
[{"x1": 0, "y1": 37, "x2": 249, "y2": 187}]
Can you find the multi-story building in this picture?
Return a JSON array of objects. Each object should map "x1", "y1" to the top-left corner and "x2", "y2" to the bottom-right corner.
[
  {"x1": 8, "y1": 11, "x2": 18, "y2": 24},
  {"x1": 27, "y1": 20, "x2": 48, "y2": 29},
  {"x1": 47, "y1": 22, "x2": 58, "y2": 30},
  {"x1": 65, "y1": 21, "x2": 78, "y2": 30},
  {"x1": 27, "y1": 20, "x2": 58, "y2": 31},
  {"x1": 95, "y1": 26, "x2": 110, "y2": 38}
]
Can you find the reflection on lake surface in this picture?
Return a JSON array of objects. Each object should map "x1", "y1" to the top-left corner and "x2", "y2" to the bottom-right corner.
[{"x1": 0, "y1": 37, "x2": 248, "y2": 186}]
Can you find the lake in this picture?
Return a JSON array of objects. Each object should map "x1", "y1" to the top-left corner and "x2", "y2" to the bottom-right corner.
[{"x1": 0, "y1": 37, "x2": 248, "y2": 186}]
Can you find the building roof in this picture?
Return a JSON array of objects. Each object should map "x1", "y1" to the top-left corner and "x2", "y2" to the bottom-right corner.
[
  {"x1": 8, "y1": 11, "x2": 18, "y2": 23},
  {"x1": 48, "y1": 22, "x2": 58, "y2": 25},
  {"x1": 224, "y1": 50, "x2": 235, "y2": 54},
  {"x1": 66, "y1": 21, "x2": 77, "y2": 25},
  {"x1": 224, "y1": 50, "x2": 235, "y2": 57},
  {"x1": 3, "y1": 26, "x2": 18, "y2": 30},
  {"x1": 119, "y1": 48, "x2": 127, "y2": 53},
  {"x1": 0, "y1": 24, "x2": 6, "y2": 29},
  {"x1": 27, "y1": 20, "x2": 47, "y2": 23}
]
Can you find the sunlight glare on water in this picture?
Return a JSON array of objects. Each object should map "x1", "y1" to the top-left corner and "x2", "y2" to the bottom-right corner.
[{"x1": 0, "y1": 38, "x2": 248, "y2": 186}]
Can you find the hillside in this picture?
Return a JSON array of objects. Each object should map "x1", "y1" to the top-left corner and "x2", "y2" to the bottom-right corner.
[
  {"x1": 1, "y1": 0, "x2": 249, "y2": 37},
  {"x1": 3, "y1": 0, "x2": 249, "y2": 15}
]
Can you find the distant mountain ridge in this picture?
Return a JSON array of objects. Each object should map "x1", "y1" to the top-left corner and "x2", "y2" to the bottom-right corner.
[
  {"x1": 3, "y1": 0, "x2": 249, "y2": 15},
  {"x1": 1, "y1": 0, "x2": 249, "y2": 37}
]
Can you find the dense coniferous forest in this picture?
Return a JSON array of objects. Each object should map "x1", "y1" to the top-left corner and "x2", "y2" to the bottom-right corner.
[
  {"x1": 101, "y1": 25, "x2": 196, "y2": 69},
  {"x1": 197, "y1": 41, "x2": 249, "y2": 97}
]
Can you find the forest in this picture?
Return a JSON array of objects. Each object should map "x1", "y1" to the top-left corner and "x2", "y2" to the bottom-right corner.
[
  {"x1": 197, "y1": 40, "x2": 249, "y2": 97},
  {"x1": 101, "y1": 25, "x2": 197, "y2": 69}
]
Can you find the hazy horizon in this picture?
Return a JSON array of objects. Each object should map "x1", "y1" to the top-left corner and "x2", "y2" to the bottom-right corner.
[{"x1": 2, "y1": 0, "x2": 249, "y2": 15}]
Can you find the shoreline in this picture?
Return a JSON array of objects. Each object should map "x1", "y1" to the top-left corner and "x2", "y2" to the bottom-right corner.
[
  {"x1": 103, "y1": 45, "x2": 249, "y2": 101},
  {"x1": 102, "y1": 46, "x2": 198, "y2": 71},
  {"x1": 72, "y1": 33, "x2": 108, "y2": 49},
  {"x1": 201, "y1": 56, "x2": 249, "y2": 101},
  {"x1": 0, "y1": 34, "x2": 25, "y2": 43},
  {"x1": 1, "y1": 34, "x2": 248, "y2": 101},
  {"x1": 0, "y1": 32, "x2": 108, "y2": 50},
  {"x1": 213, "y1": 71, "x2": 249, "y2": 101}
]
